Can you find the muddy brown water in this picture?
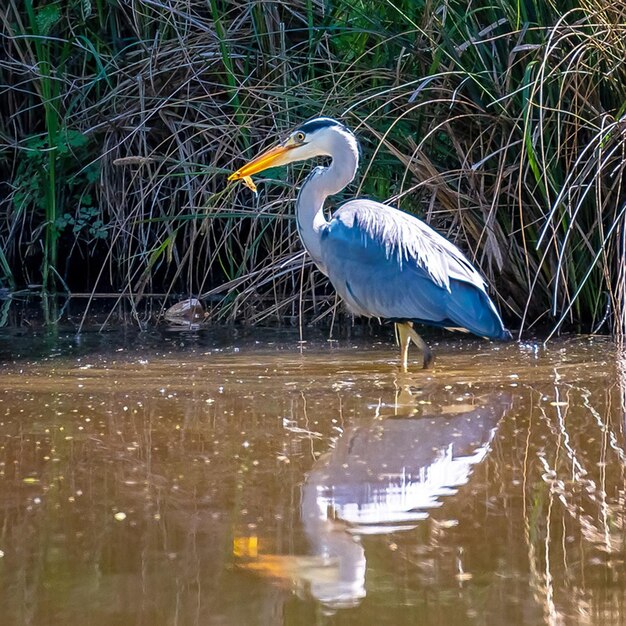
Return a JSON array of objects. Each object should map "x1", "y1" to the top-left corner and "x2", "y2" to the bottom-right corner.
[{"x1": 0, "y1": 326, "x2": 625, "y2": 625}]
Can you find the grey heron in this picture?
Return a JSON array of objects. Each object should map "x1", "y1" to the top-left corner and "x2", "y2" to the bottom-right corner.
[{"x1": 229, "y1": 117, "x2": 512, "y2": 368}]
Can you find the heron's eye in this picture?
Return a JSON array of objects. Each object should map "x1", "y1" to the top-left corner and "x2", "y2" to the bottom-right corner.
[{"x1": 295, "y1": 131, "x2": 306, "y2": 143}]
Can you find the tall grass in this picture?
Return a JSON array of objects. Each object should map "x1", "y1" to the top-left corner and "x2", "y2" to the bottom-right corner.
[{"x1": 0, "y1": 0, "x2": 624, "y2": 335}]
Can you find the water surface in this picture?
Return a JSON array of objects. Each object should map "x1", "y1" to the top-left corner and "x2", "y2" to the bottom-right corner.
[{"x1": 1, "y1": 326, "x2": 625, "y2": 625}]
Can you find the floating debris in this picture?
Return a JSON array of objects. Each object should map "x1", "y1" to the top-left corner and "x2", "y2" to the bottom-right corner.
[{"x1": 164, "y1": 298, "x2": 208, "y2": 327}]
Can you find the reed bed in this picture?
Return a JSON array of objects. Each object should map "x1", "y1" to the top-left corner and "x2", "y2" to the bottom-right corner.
[{"x1": 0, "y1": 0, "x2": 624, "y2": 335}]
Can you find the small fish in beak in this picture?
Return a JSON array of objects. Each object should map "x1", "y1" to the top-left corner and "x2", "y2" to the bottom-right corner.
[{"x1": 241, "y1": 175, "x2": 257, "y2": 193}]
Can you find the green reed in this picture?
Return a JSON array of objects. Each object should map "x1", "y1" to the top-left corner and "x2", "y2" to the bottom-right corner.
[{"x1": 0, "y1": 0, "x2": 624, "y2": 334}]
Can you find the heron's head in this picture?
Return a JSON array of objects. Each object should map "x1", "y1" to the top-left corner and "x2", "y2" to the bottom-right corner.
[{"x1": 228, "y1": 117, "x2": 357, "y2": 188}]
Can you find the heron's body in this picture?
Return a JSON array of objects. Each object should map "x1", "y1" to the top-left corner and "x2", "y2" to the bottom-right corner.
[
  {"x1": 229, "y1": 117, "x2": 511, "y2": 368},
  {"x1": 321, "y1": 201, "x2": 510, "y2": 340}
]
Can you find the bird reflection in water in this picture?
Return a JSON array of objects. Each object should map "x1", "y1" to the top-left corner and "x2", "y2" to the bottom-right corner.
[{"x1": 235, "y1": 388, "x2": 512, "y2": 609}]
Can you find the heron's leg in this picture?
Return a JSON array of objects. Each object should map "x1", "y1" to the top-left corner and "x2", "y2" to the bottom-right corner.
[
  {"x1": 395, "y1": 322, "x2": 434, "y2": 370},
  {"x1": 407, "y1": 322, "x2": 434, "y2": 369},
  {"x1": 396, "y1": 322, "x2": 411, "y2": 371}
]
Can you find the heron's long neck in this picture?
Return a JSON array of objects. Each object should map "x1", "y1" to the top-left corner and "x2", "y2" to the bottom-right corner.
[{"x1": 296, "y1": 136, "x2": 358, "y2": 270}]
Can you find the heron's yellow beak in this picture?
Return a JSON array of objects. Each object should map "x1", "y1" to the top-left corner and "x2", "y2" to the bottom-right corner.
[{"x1": 228, "y1": 143, "x2": 294, "y2": 189}]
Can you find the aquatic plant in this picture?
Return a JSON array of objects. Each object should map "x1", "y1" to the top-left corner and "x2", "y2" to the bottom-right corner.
[{"x1": 0, "y1": 0, "x2": 624, "y2": 335}]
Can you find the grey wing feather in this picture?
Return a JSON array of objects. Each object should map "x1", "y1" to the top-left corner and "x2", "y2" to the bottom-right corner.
[
  {"x1": 334, "y1": 200, "x2": 486, "y2": 291},
  {"x1": 319, "y1": 200, "x2": 509, "y2": 340}
]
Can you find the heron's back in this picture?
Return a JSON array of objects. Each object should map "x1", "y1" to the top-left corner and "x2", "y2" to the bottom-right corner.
[{"x1": 320, "y1": 200, "x2": 511, "y2": 340}]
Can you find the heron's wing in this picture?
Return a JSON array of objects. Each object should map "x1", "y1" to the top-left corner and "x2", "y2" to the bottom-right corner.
[{"x1": 320, "y1": 200, "x2": 509, "y2": 339}]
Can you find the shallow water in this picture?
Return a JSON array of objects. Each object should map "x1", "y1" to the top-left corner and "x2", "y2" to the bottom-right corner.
[{"x1": 1, "y1": 325, "x2": 625, "y2": 625}]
